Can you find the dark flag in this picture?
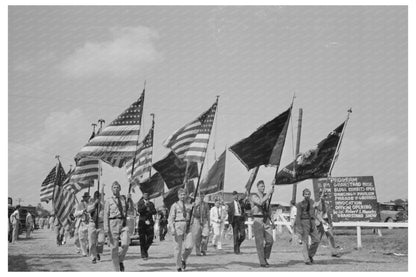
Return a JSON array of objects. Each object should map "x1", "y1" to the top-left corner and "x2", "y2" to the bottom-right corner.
[
  {"x1": 163, "y1": 185, "x2": 182, "y2": 209},
  {"x1": 245, "y1": 166, "x2": 260, "y2": 192},
  {"x1": 229, "y1": 107, "x2": 291, "y2": 170},
  {"x1": 200, "y1": 150, "x2": 226, "y2": 195},
  {"x1": 153, "y1": 151, "x2": 199, "y2": 189},
  {"x1": 275, "y1": 122, "x2": 346, "y2": 184},
  {"x1": 139, "y1": 172, "x2": 165, "y2": 199}
]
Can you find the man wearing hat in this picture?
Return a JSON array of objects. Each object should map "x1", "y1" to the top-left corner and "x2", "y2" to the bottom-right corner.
[
  {"x1": 295, "y1": 188, "x2": 320, "y2": 265},
  {"x1": 137, "y1": 192, "x2": 157, "y2": 260},
  {"x1": 87, "y1": 190, "x2": 105, "y2": 264},
  {"x1": 74, "y1": 192, "x2": 91, "y2": 256},
  {"x1": 168, "y1": 188, "x2": 194, "y2": 271},
  {"x1": 192, "y1": 194, "x2": 210, "y2": 256},
  {"x1": 104, "y1": 181, "x2": 131, "y2": 272},
  {"x1": 227, "y1": 191, "x2": 248, "y2": 254}
]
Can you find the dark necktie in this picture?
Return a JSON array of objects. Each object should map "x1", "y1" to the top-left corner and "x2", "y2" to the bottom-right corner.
[
  {"x1": 237, "y1": 201, "x2": 241, "y2": 215},
  {"x1": 116, "y1": 196, "x2": 124, "y2": 218},
  {"x1": 182, "y1": 202, "x2": 187, "y2": 220},
  {"x1": 322, "y1": 200, "x2": 326, "y2": 214},
  {"x1": 306, "y1": 200, "x2": 310, "y2": 217}
]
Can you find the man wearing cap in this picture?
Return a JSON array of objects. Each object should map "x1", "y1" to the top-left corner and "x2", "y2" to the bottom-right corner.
[
  {"x1": 249, "y1": 180, "x2": 275, "y2": 267},
  {"x1": 104, "y1": 181, "x2": 130, "y2": 272},
  {"x1": 227, "y1": 191, "x2": 247, "y2": 254},
  {"x1": 192, "y1": 194, "x2": 210, "y2": 256},
  {"x1": 168, "y1": 188, "x2": 194, "y2": 271},
  {"x1": 87, "y1": 190, "x2": 105, "y2": 264},
  {"x1": 137, "y1": 192, "x2": 157, "y2": 260},
  {"x1": 74, "y1": 192, "x2": 90, "y2": 256},
  {"x1": 295, "y1": 188, "x2": 320, "y2": 265},
  {"x1": 315, "y1": 190, "x2": 340, "y2": 258}
]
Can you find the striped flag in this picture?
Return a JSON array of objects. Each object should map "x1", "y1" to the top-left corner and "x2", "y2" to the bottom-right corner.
[
  {"x1": 163, "y1": 100, "x2": 217, "y2": 162},
  {"x1": 53, "y1": 163, "x2": 76, "y2": 228},
  {"x1": 63, "y1": 158, "x2": 100, "y2": 194},
  {"x1": 75, "y1": 91, "x2": 144, "y2": 168},
  {"x1": 40, "y1": 165, "x2": 57, "y2": 203},
  {"x1": 125, "y1": 120, "x2": 154, "y2": 186}
]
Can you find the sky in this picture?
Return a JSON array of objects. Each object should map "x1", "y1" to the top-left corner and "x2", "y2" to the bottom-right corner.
[{"x1": 7, "y1": 6, "x2": 408, "y2": 208}]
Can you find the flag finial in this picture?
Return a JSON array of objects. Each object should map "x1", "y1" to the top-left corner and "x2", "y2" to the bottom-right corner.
[{"x1": 55, "y1": 155, "x2": 60, "y2": 161}]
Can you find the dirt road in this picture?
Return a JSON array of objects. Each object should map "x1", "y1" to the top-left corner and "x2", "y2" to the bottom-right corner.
[{"x1": 8, "y1": 228, "x2": 407, "y2": 271}]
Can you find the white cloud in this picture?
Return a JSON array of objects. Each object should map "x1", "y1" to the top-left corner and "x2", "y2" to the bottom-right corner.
[{"x1": 59, "y1": 26, "x2": 163, "y2": 78}]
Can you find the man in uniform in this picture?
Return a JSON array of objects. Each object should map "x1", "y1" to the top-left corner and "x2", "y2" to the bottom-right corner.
[
  {"x1": 10, "y1": 205, "x2": 20, "y2": 243},
  {"x1": 104, "y1": 181, "x2": 130, "y2": 272},
  {"x1": 192, "y1": 194, "x2": 210, "y2": 256},
  {"x1": 315, "y1": 189, "x2": 340, "y2": 258},
  {"x1": 137, "y1": 192, "x2": 157, "y2": 260},
  {"x1": 295, "y1": 188, "x2": 320, "y2": 265},
  {"x1": 168, "y1": 188, "x2": 194, "y2": 271},
  {"x1": 227, "y1": 191, "x2": 247, "y2": 254},
  {"x1": 157, "y1": 204, "x2": 169, "y2": 241},
  {"x1": 74, "y1": 192, "x2": 90, "y2": 256},
  {"x1": 87, "y1": 190, "x2": 105, "y2": 264},
  {"x1": 249, "y1": 180, "x2": 274, "y2": 267}
]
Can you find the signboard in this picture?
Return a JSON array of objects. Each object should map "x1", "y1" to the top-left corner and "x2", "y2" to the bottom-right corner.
[{"x1": 312, "y1": 176, "x2": 380, "y2": 222}]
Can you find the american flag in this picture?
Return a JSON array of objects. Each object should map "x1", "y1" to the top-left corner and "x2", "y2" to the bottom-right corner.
[
  {"x1": 125, "y1": 120, "x2": 154, "y2": 186},
  {"x1": 63, "y1": 158, "x2": 100, "y2": 194},
  {"x1": 75, "y1": 91, "x2": 144, "y2": 168},
  {"x1": 163, "y1": 100, "x2": 217, "y2": 162},
  {"x1": 53, "y1": 163, "x2": 76, "y2": 228},
  {"x1": 40, "y1": 165, "x2": 57, "y2": 203}
]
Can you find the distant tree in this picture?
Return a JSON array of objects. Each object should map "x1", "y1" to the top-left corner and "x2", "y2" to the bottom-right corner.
[{"x1": 393, "y1": 199, "x2": 406, "y2": 205}]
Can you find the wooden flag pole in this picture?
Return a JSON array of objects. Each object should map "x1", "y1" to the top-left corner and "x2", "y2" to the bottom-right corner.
[
  {"x1": 291, "y1": 108, "x2": 303, "y2": 203},
  {"x1": 149, "y1": 113, "x2": 155, "y2": 178}
]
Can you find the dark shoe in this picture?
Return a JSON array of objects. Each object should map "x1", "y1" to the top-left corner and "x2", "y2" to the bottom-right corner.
[
  {"x1": 97, "y1": 254, "x2": 100, "y2": 261},
  {"x1": 119, "y1": 262, "x2": 125, "y2": 272},
  {"x1": 260, "y1": 264, "x2": 269, "y2": 268},
  {"x1": 143, "y1": 257, "x2": 148, "y2": 261},
  {"x1": 309, "y1": 256, "x2": 314, "y2": 263},
  {"x1": 92, "y1": 258, "x2": 97, "y2": 264},
  {"x1": 305, "y1": 262, "x2": 312, "y2": 265},
  {"x1": 201, "y1": 251, "x2": 206, "y2": 256},
  {"x1": 177, "y1": 268, "x2": 182, "y2": 272},
  {"x1": 181, "y1": 259, "x2": 186, "y2": 270},
  {"x1": 332, "y1": 253, "x2": 341, "y2": 258}
]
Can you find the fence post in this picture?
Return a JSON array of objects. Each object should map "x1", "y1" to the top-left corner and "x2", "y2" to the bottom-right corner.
[{"x1": 356, "y1": 226, "x2": 362, "y2": 249}]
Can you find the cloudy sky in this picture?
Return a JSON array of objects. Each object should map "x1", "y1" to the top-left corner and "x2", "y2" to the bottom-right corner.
[{"x1": 8, "y1": 6, "x2": 407, "y2": 207}]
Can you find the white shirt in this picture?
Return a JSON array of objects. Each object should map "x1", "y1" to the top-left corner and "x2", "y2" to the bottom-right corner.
[
  {"x1": 210, "y1": 206, "x2": 227, "y2": 224},
  {"x1": 233, "y1": 200, "x2": 242, "y2": 216},
  {"x1": 10, "y1": 210, "x2": 19, "y2": 225}
]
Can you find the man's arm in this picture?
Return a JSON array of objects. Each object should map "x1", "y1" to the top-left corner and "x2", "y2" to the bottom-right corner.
[
  {"x1": 103, "y1": 200, "x2": 110, "y2": 233},
  {"x1": 167, "y1": 204, "x2": 176, "y2": 233}
]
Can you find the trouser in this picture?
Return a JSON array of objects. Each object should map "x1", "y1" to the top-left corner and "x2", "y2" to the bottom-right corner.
[
  {"x1": 88, "y1": 222, "x2": 105, "y2": 260},
  {"x1": 26, "y1": 224, "x2": 32, "y2": 238},
  {"x1": 138, "y1": 220, "x2": 154, "y2": 257},
  {"x1": 78, "y1": 222, "x2": 89, "y2": 255},
  {"x1": 211, "y1": 222, "x2": 225, "y2": 249},
  {"x1": 232, "y1": 217, "x2": 246, "y2": 252},
  {"x1": 74, "y1": 226, "x2": 81, "y2": 251},
  {"x1": 55, "y1": 226, "x2": 63, "y2": 245},
  {"x1": 192, "y1": 219, "x2": 209, "y2": 255},
  {"x1": 173, "y1": 232, "x2": 194, "y2": 269},
  {"x1": 318, "y1": 222, "x2": 337, "y2": 255},
  {"x1": 159, "y1": 221, "x2": 168, "y2": 240},
  {"x1": 252, "y1": 218, "x2": 273, "y2": 265},
  {"x1": 108, "y1": 219, "x2": 130, "y2": 272},
  {"x1": 299, "y1": 219, "x2": 320, "y2": 262},
  {"x1": 12, "y1": 224, "x2": 19, "y2": 243}
]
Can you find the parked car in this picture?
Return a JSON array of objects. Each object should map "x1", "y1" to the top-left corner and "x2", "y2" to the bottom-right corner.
[{"x1": 379, "y1": 202, "x2": 408, "y2": 222}]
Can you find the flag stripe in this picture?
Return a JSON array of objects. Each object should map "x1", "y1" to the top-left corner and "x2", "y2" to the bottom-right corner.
[{"x1": 40, "y1": 166, "x2": 57, "y2": 203}]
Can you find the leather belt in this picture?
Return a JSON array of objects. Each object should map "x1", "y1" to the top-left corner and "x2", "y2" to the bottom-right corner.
[
  {"x1": 175, "y1": 220, "x2": 186, "y2": 222},
  {"x1": 109, "y1": 217, "x2": 123, "y2": 220},
  {"x1": 252, "y1": 215, "x2": 264, "y2": 218}
]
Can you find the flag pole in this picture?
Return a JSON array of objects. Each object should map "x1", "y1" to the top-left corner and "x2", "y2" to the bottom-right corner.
[
  {"x1": 186, "y1": 96, "x2": 219, "y2": 232},
  {"x1": 328, "y1": 108, "x2": 352, "y2": 177},
  {"x1": 128, "y1": 82, "x2": 146, "y2": 194},
  {"x1": 148, "y1": 113, "x2": 155, "y2": 178},
  {"x1": 291, "y1": 108, "x2": 303, "y2": 203}
]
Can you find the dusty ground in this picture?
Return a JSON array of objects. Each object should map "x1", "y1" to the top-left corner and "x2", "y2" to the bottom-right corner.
[{"x1": 8, "y1": 227, "x2": 407, "y2": 272}]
